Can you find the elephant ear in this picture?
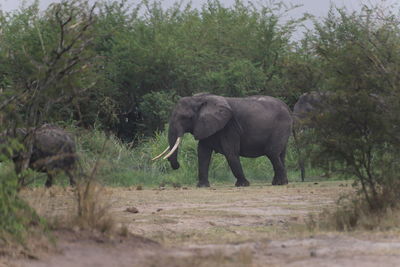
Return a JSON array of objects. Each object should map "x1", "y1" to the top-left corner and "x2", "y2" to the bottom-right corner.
[{"x1": 193, "y1": 95, "x2": 232, "y2": 140}]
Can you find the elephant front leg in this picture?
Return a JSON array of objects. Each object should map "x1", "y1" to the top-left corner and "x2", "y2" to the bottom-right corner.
[
  {"x1": 197, "y1": 142, "x2": 212, "y2": 187},
  {"x1": 225, "y1": 154, "x2": 250, "y2": 187}
]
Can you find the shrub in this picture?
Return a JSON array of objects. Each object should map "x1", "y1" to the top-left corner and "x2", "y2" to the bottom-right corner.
[
  {"x1": 74, "y1": 179, "x2": 115, "y2": 233},
  {"x1": 0, "y1": 163, "x2": 44, "y2": 251},
  {"x1": 316, "y1": 189, "x2": 400, "y2": 231},
  {"x1": 308, "y1": 5, "x2": 400, "y2": 222}
]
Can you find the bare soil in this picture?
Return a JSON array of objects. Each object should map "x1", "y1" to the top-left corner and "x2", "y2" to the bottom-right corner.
[{"x1": 5, "y1": 181, "x2": 400, "y2": 267}]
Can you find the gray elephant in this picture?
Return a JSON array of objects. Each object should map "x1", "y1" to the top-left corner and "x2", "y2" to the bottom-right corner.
[
  {"x1": 153, "y1": 93, "x2": 292, "y2": 187},
  {"x1": 293, "y1": 91, "x2": 388, "y2": 181},
  {"x1": 1, "y1": 124, "x2": 77, "y2": 187},
  {"x1": 292, "y1": 91, "x2": 331, "y2": 181},
  {"x1": 292, "y1": 91, "x2": 329, "y2": 128}
]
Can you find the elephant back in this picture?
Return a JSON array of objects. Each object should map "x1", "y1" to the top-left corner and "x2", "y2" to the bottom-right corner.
[{"x1": 29, "y1": 125, "x2": 77, "y2": 172}]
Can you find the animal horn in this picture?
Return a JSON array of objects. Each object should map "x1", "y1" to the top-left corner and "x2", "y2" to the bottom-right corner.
[
  {"x1": 152, "y1": 146, "x2": 170, "y2": 161},
  {"x1": 163, "y1": 137, "x2": 182, "y2": 160}
]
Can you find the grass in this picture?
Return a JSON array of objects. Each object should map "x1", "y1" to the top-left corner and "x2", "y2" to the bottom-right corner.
[
  {"x1": 73, "y1": 180, "x2": 115, "y2": 233},
  {"x1": 14, "y1": 125, "x2": 340, "y2": 188},
  {"x1": 310, "y1": 193, "x2": 400, "y2": 232},
  {"x1": 54, "y1": 126, "x2": 336, "y2": 188}
]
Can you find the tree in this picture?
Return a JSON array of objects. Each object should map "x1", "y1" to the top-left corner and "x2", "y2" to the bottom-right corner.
[
  {"x1": 309, "y1": 6, "x2": 400, "y2": 210},
  {"x1": 0, "y1": 0, "x2": 98, "y2": 128}
]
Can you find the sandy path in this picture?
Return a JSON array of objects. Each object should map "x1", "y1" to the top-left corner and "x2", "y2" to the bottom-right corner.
[{"x1": 9, "y1": 181, "x2": 400, "y2": 266}]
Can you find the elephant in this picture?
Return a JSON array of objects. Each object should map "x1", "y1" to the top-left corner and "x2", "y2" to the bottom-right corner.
[
  {"x1": 293, "y1": 91, "x2": 389, "y2": 181},
  {"x1": 292, "y1": 91, "x2": 329, "y2": 128},
  {"x1": 292, "y1": 91, "x2": 326, "y2": 181},
  {"x1": 0, "y1": 124, "x2": 77, "y2": 187},
  {"x1": 292, "y1": 91, "x2": 334, "y2": 181},
  {"x1": 152, "y1": 93, "x2": 292, "y2": 187}
]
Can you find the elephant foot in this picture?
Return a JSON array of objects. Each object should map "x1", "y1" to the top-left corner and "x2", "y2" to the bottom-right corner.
[
  {"x1": 272, "y1": 178, "x2": 288, "y2": 186},
  {"x1": 45, "y1": 181, "x2": 52, "y2": 188},
  {"x1": 235, "y1": 179, "x2": 250, "y2": 187},
  {"x1": 197, "y1": 181, "x2": 210, "y2": 187}
]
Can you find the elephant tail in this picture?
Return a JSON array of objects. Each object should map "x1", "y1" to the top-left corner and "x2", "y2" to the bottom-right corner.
[{"x1": 292, "y1": 127, "x2": 305, "y2": 182}]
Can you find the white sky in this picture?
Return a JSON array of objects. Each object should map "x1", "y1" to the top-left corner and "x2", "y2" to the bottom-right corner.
[{"x1": 1, "y1": 0, "x2": 398, "y2": 14}]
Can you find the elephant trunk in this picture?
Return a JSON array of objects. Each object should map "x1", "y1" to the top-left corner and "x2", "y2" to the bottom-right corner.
[{"x1": 167, "y1": 124, "x2": 183, "y2": 170}]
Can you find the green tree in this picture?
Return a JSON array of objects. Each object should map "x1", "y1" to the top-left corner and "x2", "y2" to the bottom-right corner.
[
  {"x1": 309, "y1": 6, "x2": 400, "y2": 210},
  {"x1": 0, "y1": 0, "x2": 98, "y2": 244},
  {"x1": 0, "y1": 0, "x2": 98, "y2": 128}
]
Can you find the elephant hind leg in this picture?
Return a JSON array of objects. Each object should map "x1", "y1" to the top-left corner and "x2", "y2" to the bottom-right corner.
[
  {"x1": 45, "y1": 172, "x2": 54, "y2": 188},
  {"x1": 279, "y1": 145, "x2": 287, "y2": 169},
  {"x1": 224, "y1": 154, "x2": 250, "y2": 187},
  {"x1": 66, "y1": 170, "x2": 76, "y2": 187},
  {"x1": 299, "y1": 159, "x2": 306, "y2": 182}
]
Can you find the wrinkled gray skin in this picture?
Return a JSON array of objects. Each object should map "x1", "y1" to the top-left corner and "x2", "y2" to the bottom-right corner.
[
  {"x1": 167, "y1": 94, "x2": 292, "y2": 187},
  {"x1": 0, "y1": 124, "x2": 77, "y2": 187},
  {"x1": 292, "y1": 91, "x2": 330, "y2": 181}
]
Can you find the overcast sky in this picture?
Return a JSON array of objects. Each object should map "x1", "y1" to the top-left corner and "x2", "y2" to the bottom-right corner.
[
  {"x1": 1, "y1": 0, "x2": 399, "y2": 35},
  {"x1": 1, "y1": 0, "x2": 398, "y2": 14}
]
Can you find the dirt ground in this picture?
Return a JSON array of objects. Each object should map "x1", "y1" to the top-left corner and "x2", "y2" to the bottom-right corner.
[{"x1": 5, "y1": 181, "x2": 400, "y2": 267}]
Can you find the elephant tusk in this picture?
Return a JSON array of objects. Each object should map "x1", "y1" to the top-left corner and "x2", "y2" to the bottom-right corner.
[
  {"x1": 163, "y1": 137, "x2": 182, "y2": 160},
  {"x1": 151, "y1": 146, "x2": 170, "y2": 161}
]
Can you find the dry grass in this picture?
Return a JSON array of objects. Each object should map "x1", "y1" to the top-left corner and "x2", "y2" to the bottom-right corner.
[
  {"x1": 73, "y1": 180, "x2": 115, "y2": 233},
  {"x1": 17, "y1": 181, "x2": 116, "y2": 240},
  {"x1": 312, "y1": 193, "x2": 400, "y2": 232},
  {"x1": 2, "y1": 181, "x2": 116, "y2": 261}
]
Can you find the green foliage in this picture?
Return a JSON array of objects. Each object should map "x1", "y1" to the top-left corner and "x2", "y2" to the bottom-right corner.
[
  {"x1": 0, "y1": 0, "x2": 98, "y2": 128},
  {"x1": 139, "y1": 91, "x2": 178, "y2": 135},
  {"x1": 1, "y1": 0, "x2": 312, "y2": 139},
  {"x1": 1, "y1": 0, "x2": 307, "y2": 139},
  {"x1": 308, "y1": 6, "x2": 400, "y2": 212},
  {"x1": 0, "y1": 163, "x2": 42, "y2": 243}
]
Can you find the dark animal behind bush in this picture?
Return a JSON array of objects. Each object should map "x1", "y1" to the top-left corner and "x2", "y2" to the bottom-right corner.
[{"x1": 1, "y1": 124, "x2": 78, "y2": 187}]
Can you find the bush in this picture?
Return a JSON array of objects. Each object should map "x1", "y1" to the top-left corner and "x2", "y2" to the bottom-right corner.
[
  {"x1": 308, "y1": 5, "x2": 400, "y2": 218},
  {"x1": 0, "y1": 163, "x2": 44, "y2": 249},
  {"x1": 74, "y1": 180, "x2": 115, "y2": 233},
  {"x1": 315, "y1": 190, "x2": 400, "y2": 231}
]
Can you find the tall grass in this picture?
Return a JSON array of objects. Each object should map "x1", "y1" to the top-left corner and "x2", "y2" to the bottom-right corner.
[
  {"x1": 74, "y1": 127, "x2": 312, "y2": 187},
  {"x1": 13, "y1": 125, "x2": 332, "y2": 188}
]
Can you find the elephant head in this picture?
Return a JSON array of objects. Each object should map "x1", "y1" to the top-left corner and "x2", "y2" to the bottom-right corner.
[
  {"x1": 152, "y1": 94, "x2": 232, "y2": 169},
  {"x1": 293, "y1": 91, "x2": 333, "y2": 130}
]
